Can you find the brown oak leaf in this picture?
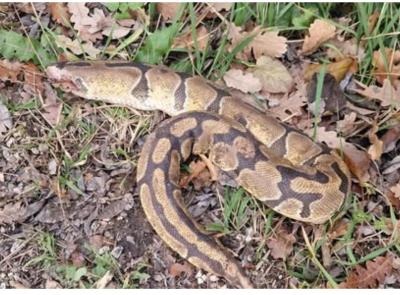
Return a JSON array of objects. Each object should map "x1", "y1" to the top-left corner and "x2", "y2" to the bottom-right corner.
[
  {"x1": 311, "y1": 126, "x2": 370, "y2": 183},
  {"x1": 251, "y1": 27, "x2": 287, "y2": 59},
  {"x1": 252, "y1": 56, "x2": 294, "y2": 93},
  {"x1": 352, "y1": 79, "x2": 400, "y2": 108},
  {"x1": 169, "y1": 262, "x2": 193, "y2": 278},
  {"x1": 173, "y1": 25, "x2": 210, "y2": 51},
  {"x1": 339, "y1": 255, "x2": 393, "y2": 288},
  {"x1": 267, "y1": 227, "x2": 296, "y2": 260},
  {"x1": 367, "y1": 123, "x2": 383, "y2": 161},
  {"x1": 156, "y1": 3, "x2": 182, "y2": 21},
  {"x1": 372, "y1": 48, "x2": 400, "y2": 88},
  {"x1": 0, "y1": 59, "x2": 22, "y2": 82},
  {"x1": 304, "y1": 57, "x2": 357, "y2": 82},
  {"x1": 49, "y1": 3, "x2": 70, "y2": 27},
  {"x1": 302, "y1": 19, "x2": 336, "y2": 55},
  {"x1": 223, "y1": 69, "x2": 262, "y2": 94}
]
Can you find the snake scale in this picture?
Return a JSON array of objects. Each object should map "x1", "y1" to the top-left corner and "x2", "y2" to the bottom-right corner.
[{"x1": 46, "y1": 61, "x2": 351, "y2": 288}]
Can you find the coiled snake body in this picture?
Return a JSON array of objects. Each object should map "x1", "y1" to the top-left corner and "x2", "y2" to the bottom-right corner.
[{"x1": 47, "y1": 61, "x2": 351, "y2": 288}]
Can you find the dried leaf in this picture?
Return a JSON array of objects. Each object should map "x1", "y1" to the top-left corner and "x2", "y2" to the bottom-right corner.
[
  {"x1": 156, "y1": 3, "x2": 182, "y2": 21},
  {"x1": 305, "y1": 57, "x2": 356, "y2": 82},
  {"x1": 0, "y1": 100, "x2": 12, "y2": 135},
  {"x1": 94, "y1": 270, "x2": 113, "y2": 289},
  {"x1": 326, "y1": 38, "x2": 366, "y2": 62},
  {"x1": 352, "y1": 79, "x2": 400, "y2": 108},
  {"x1": 42, "y1": 83, "x2": 63, "y2": 126},
  {"x1": 387, "y1": 190, "x2": 400, "y2": 211},
  {"x1": 312, "y1": 126, "x2": 370, "y2": 182},
  {"x1": 55, "y1": 35, "x2": 100, "y2": 58},
  {"x1": 252, "y1": 56, "x2": 294, "y2": 93},
  {"x1": 98, "y1": 194, "x2": 134, "y2": 220},
  {"x1": 0, "y1": 199, "x2": 47, "y2": 225},
  {"x1": 0, "y1": 59, "x2": 22, "y2": 82},
  {"x1": 381, "y1": 125, "x2": 400, "y2": 153},
  {"x1": 267, "y1": 227, "x2": 296, "y2": 260},
  {"x1": 390, "y1": 183, "x2": 400, "y2": 199},
  {"x1": 169, "y1": 262, "x2": 193, "y2": 278},
  {"x1": 268, "y1": 84, "x2": 307, "y2": 121},
  {"x1": 68, "y1": 3, "x2": 126, "y2": 42},
  {"x1": 337, "y1": 112, "x2": 357, "y2": 135},
  {"x1": 372, "y1": 48, "x2": 400, "y2": 88},
  {"x1": 251, "y1": 27, "x2": 287, "y2": 59},
  {"x1": 68, "y1": 3, "x2": 91, "y2": 30},
  {"x1": 302, "y1": 19, "x2": 336, "y2": 55},
  {"x1": 227, "y1": 25, "x2": 287, "y2": 60},
  {"x1": 173, "y1": 26, "x2": 210, "y2": 51},
  {"x1": 367, "y1": 123, "x2": 383, "y2": 161},
  {"x1": 367, "y1": 11, "x2": 380, "y2": 34},
  {"x1": 49, "y1": 3, "x2": 70, "y2": 26},
  {"x1": 339, "y1": 255, "x2": 393, "y2": 288},
  {"x1": 329, "y1": 219, "x2": 349, "y2": 240},
  {"x1": 22, "y1": 63, "x2": 44, "y2": 95},
  {"x1": 223, "y1": 69, "x2": 262, "y2": 93}
]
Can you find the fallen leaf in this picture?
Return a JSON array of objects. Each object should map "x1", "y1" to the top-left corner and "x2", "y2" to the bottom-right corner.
[
  {"x1": 227, "y1": 24, "x2": 287, "y2": 60},
  {"x1": 42, "y1": 82, "x2": 63, "y2": 126},
  {"x1": 49, "y1": 3, "x2": 70, "y2": 26},
  {"x1": 372, "y1": 48, "x2": 400, "y2": 88},
  {"x1": 326, "y1": 37, "x2": 366, "y2": 62},
  {"x1": 252, "y1": 56, "x2": 294, "y2": 93},
  {"x1": 251, "y1": 27, "x2": 287, "y2": 59},
  {"x1": 98, "y1": 194, "x2": 134, "y2": 220},
  {"x1": 339, "y1": 255, "x2": 393, "y2": 288},
  {"x1": 367, "y1": 123, "x2": 383, "y2": 161},
  {"x1": 337, "y1": 112, "x2": 357, "y2": 135},
  {"x1": 329, "y1": 219, "x2": 349, "y2": 240},
  {"x1": 68, "y1": 2, "x2": 91, "y2": 31},
  {"x1": 0, "y1": 100, "x2": 12, "y2": 135},
  {"x1": 0, "y1": 59, "x2": 22, "y2": 82},
  {"x1": 302, "y1": 19, "x2": 336, "y2": 55},
  {"x1": 180, "y1": 160, "x2": 212, "y2": 190},
  {"x1": 305, "y1": 57, "x2": 356, "y2": 82},
  {"x1": 68, "y1": 3, "x2": 126, "y2": 42},
  {"x1": 169, "y1": 261, "x2": 193, "y2": 278},
  {"x1": 94, "y1": 270, "x2": 113, "y2": 289},
  {"x1": 312, "y1": 126, "x2": 370, "y2": 182},
  {"x1": 390, "y1": 183, "x2": 400, "y2": 199},
  {"x1": 267, "y1": 227, "x2": 296, "y2": 260},
  {"x1": 173, "y1": 25, "x2": 210, "y2": 51},
  {"x1": 207, "y1": 2, "x2": 232, "y2": 12},
  {"x1": 367, "y1": 11, "x2": 380, "y2": 34},
  {"x1": 223, "y1": 69, "x2": 262, "y2": 93},
  {"x1": 352, "y1": 79, "x2": 400, "y2": 108},
  {"x1": 381, "y1": 125, "x2": 400, "y2": 153},
  {"x1": 22, "y1": 63, "x2": 44, "y2": 95},
  {"x1": 156, "y1": 3, "x2": 182, "y2": 21},
  {"x1": 268, "y1": 84, "x2": 307, "y2": 121},
  {"x1": 387, "y1": 190, "x2": 400, "y2": 211},
  {"x1": 55, "y1": 35, "x2": 100, "y2": 58},
  {"x1": 0, "y1": 199, "x2": 47, "y2": 225}
]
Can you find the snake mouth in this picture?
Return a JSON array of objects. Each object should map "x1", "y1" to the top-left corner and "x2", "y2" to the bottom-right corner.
[{"x1": 46, "y1": 65, "x2": 82, "y2": 94}]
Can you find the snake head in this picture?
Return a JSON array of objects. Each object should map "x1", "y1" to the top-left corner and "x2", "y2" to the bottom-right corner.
[
  {"x1": 46, "y1": 61, "x2": 91, "y2": 98},
  {"x1": 46, "y1": 61, "x2": 144, "y2": 109}
]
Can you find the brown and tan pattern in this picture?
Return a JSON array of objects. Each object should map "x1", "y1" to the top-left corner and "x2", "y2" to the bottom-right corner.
[{"x1": 46, "y1": 61, "x2": 351, "y2": 288}]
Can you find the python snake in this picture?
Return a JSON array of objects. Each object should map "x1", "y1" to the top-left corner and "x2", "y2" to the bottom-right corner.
[{"x1": 46, "y1": 61, "x2": 351, "y2": 288}]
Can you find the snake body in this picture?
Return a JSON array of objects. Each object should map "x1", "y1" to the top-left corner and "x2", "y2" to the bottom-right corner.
[{"x1": 47, "y1": 61, "x2": 351, "y2": 287}]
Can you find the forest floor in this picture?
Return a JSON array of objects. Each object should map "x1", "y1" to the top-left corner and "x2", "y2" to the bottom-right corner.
[{"x1": 1, "y1": 2, "x2": 400, "y2": 288}]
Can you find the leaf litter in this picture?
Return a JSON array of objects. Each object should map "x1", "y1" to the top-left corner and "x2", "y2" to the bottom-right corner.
[{"x1": 1, "y1": 2, "x2": 400, "y2": 289}]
